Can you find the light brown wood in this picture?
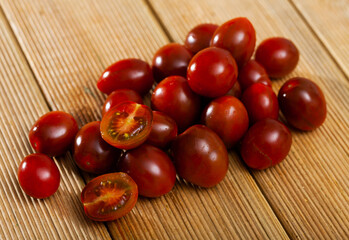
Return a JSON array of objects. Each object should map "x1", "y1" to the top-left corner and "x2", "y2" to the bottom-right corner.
[{"x1": 149, "y1": 0, "x2": 349, "y2": 239}]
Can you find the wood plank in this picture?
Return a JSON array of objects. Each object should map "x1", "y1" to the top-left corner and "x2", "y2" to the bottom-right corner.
[
  {"x1": 1, "y1": 0, "x2": 289, "y2": 239},
  {"x1": 0, "y1": 8, "x2": 111, "y2": 240},
  {"x1": 148, "y1": 0, "x2": 349, "y2": 239},
  {"x1": 290, "y1": 0, "x2": 349, "y2": 77}
]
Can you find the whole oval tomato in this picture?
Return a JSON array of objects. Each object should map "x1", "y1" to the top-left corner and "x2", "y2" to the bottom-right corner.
[
  {"x1": 18, "y1": 153, "x2": 60, "y2": 199},
  {"x1": 184, "y1": 23, "x2": 218, "y2": 54},
  {"x1": 202, "y1": 96, "x2": 249, "y2": 148},
  {"x1": 238, "y1": 60, "x2": 272, "y2": 91},
  {"x1": 171, "y1": 125, "x2": 229, "y2": 187},
  {"x1": 210, "y1": 17, "x2": 256, "y2": 68},
  {"x1": 146, "y1": 111, "x2": 178, "y2": 149},
  {"x1": 97, "y1": 58, "x2": 154, "y2": 95},
  {"x1": 100, "y1": 102, "x2": 153, "y2": 150},
  {"x1": 151, "y1": 76, "x2": 201, "y2": 132},
  {"x1": 117, "y1": 144, "x2": 176, "y2": 198},
  {"x1": 73, "y1": 121, "x2": 122, "y2": 174},
  {"x1": 278, "y1": 77, "x2": 326, "y2": 130},
  {"x1": 255, "y1": 37, "x2": 299, "y2": 78},
  {"x1": 240, "y1": 119, "x2": 292, "y2": 169},
  {"x1": 241, "y1": 83, "x2": 279, "y2": 124},
  {"x1": 152, "y1": 43, "x2": 192, "y2": 82},
  {"x1": 187, "y1": 47, "x2": 238, "y2": 98},
  {"x1": 29, "y1": 111, "x2": 79, "y2": 157},
  {"x1": 102, "y1": 89, "x2": 143, "y2": 116},
  {"x1": 81, "y1": 172, "x2": 138, "y2": 221}
]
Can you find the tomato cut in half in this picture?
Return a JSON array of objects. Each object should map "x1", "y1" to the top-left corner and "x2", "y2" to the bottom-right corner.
[
  {"x1": 81, "y1": 172, "x2": 138, "y2": 221},
  {"x1": 100, "y1": 102, "x2": 153, "y2": 150}
]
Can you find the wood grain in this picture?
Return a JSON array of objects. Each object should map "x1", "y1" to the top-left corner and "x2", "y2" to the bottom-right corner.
[{"x1": 149, "y1": 0, "x2": 349, "y2": 239}]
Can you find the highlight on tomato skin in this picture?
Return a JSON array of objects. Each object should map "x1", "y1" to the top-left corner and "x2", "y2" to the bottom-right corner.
[{"x1": 81, "y1": 172, "x2": 138, "y2": 222}]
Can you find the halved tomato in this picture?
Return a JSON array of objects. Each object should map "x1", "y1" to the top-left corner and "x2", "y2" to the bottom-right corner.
[
  {"x1": 100, "y1": 102, "x2": 153, "y2": 150},
  {"x1": 81, "y1": 172, "x2": 138, "y2": 221}
]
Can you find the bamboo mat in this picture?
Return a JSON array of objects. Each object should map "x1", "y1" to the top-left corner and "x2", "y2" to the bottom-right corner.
[{"x1": 0, "y1": 0, "x2": 348, "y2": 239}]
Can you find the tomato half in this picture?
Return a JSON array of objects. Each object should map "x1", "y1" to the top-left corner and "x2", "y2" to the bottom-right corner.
[
  {"x1": 100, "y1": 102, "x2": 153, "y2": 150},
  {"x1": 81, "y1": 172, "x2": 138, "y2": 221}
]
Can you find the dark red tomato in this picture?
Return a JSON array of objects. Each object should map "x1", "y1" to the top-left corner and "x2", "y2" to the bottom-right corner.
[
  {"x1": 97, "y1": 58, "x2": 154, "y2": 95},
  {"x1": 102, "y1": 89, "x2": 143, "y2": 116},
  {"x1": 210, "y1": 17, "x2": 256, "y2": 68},
  {"x1": 18, "y1": 153, "x2": 60, "y2": 199},
  {"x1": 100, "y1": 102, "x2": 153, "y2": 150},
  {"x1": 146, "y1": 111, "x2": 178, "y2": 148},
  {"x1": 171, "y1": 125, "x2": 229, "y2": 187},
  {"x1": 238, "y1": 60, "x2": 272, "y2": 91},
  {"x1": 255, "y1": 37, "x2": 299, "y2": 78},
  {"x1": 241, "y1": 83, "x2": 279, "y2": 124},
  {"x1": 73, "y1": 121, "x2": 122, "y2": 174},
  {"x1": 240, "y1": 119, "x2": 292, "y2": 169},
  {"x1": 29, "y1": 111, "x2": 78, "y2": 157},
  {"x1": 226, "y1": 81, "x2": 242, "y2": 99},
  {"x1": 202, "y1": 96, "x2": 249, "y2": 148},
  {"x1": 81, "y1": 172, "x2": 138, "y2": 221},
  {"x1": 184, "y1": 23, "x2": 218, "y2": 54},
  {"x1": 151, "y1": 76, "x2": 201, "y2": 132},
  {"x1": 152, "y1": 43, "x2": 192, "y2": 83},
  {"x1": 187, "y1": 47, "x2": 238, "y2": 98},
  {"x1": 278, "y1": 77, "x2": 326, "y2": 131},
  {"x1": 117, "y1": 144, "x2": 176, "y2": 198}
]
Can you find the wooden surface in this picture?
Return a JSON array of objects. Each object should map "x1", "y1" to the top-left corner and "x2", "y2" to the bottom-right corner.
[{"x1": 0, "y1": 0, "x2": 348, "y2": 239}]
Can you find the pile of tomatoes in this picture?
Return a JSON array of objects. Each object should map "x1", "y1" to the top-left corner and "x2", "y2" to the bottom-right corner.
[{"x1": 17, "y1": 17, "x2": 326, "y2": 222}]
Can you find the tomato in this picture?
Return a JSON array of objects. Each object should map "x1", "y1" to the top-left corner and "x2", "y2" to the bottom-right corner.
[
  {"x1": 97, "y1": 58, "x2": 154, "y2": 95},
  {"x1": 226, "y1": 81, "x2": 242, "y2": 99},
  {"x1": 238, "y1": 60, "x2": 272, "y2": 91},
  {"x1": 18, "y1": 153, "x2": 60, "y2": 199},
  {"x1": 255, "y1": 37, "x2": 299, "y2": 78},
  {"x1": 202, "y1": 96, "x2": 249, "y2": 148},
  {"x1": 240, "y1": 119, "x2": 292, "y2": 170},
  {"x1": 102, "y1": 89, "x2": 143, "y2": 116},
  {"x1": 151, "y1": 76, "x2": 201, "y2": 132},
  {"x1": 187, "y1": 47, "x2": 238, "y2": 98},
  {"x1": 29, "y1": 111, "x2": 78, "y2": 157},
  {"x1": 100, "y1": 102, "x2": 152, "y2": 150},
  {"x1": 184, "y1": 23, "x2": 218, "y2": 54},
  {"x1": 210, "y1": 17, "x2": 256, "y2": 68},
  {"x1": 241, "y1": 83, "x2": 279, "y2": 124},
  {"x1": 278, "y1": 77, "x2": 326, "y2": 131},
  {"x1": 117, "y1": 144, "x2": 176, "y2": 198},
  {"x1": 73, "y1": 121, "x2": 122, "y2": 174},
  {"x1": 146, "y1": 111, "x2": 178, "y2": 149},
  {"x1": 152, "y1": 43, "x2": 192, "y2": 82},
  {"x1": 171, "y1": 125, "x2": 229, "y2": 187},
  {"x1": 81, "y1": 172, "x2": 138, "y2": 221}
]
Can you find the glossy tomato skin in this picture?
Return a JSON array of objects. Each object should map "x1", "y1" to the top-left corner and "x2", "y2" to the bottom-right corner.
[
  {"x1": 97, "y1": 58, "x2": 154, "y2": 95},
  {"x1": 255, "y1": 37, "x2": 299, "y2": 78},
  {"x1": 240, "y1": 119, "x2": 292, "y2": 169},
  {"x1": 102, "y1": 89, "x2": 143, "y2": 116},
  {"x1": 146, "y1": 111, "x2": 178, "y2": 149},
  {"x1": 73, "y1": 121, "x2": 122, "y2": 174},
  {"x1": 238, "y1": 60, "x2": 272, "y2": 91},
  {"x1": 278, "y1": 77, "x2": 326, "y2": 131},
  {"x1": 100, "y1": 102, "x2": 153, "y2": 150},
  {"x1": 171, "y1": 125, "x2": 229, "y2": 187},
  {"x1": 184, "y1": 23, "x2": 218, "y2": 54},
  {"x1": 81, "y1": 172, "x2": 138, "y2": 221},
  {"x1": 152, "y1": 43, "x2": 192, "y2": 83},
  {"x1": 18, "y1": 153, "x2": 60, "y2": 199},
  {"x1": 241, "y1": 83, "x2": 279, "y2": 124},
  {"x1": 29, "y1": 111, "x2": 79, "y2": 157},
  {"x1": 187, "y1": 47, "x2": 238, "y2": 98},
  {"x1": 226, "y1": 81, "x2": 242, "y2": 99},
  {"x1": 117, "y1": 144, "x2": 176, "y2": 198},
  {"x1": 210, "y1": 17, "x2": 256, "y2": 68},
  {"x1": 151, "y1": 76, "x2": 201, "y2": 132},
  {"x1": 202, "y1": 96, "x2": 249, "y2": 148}
]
